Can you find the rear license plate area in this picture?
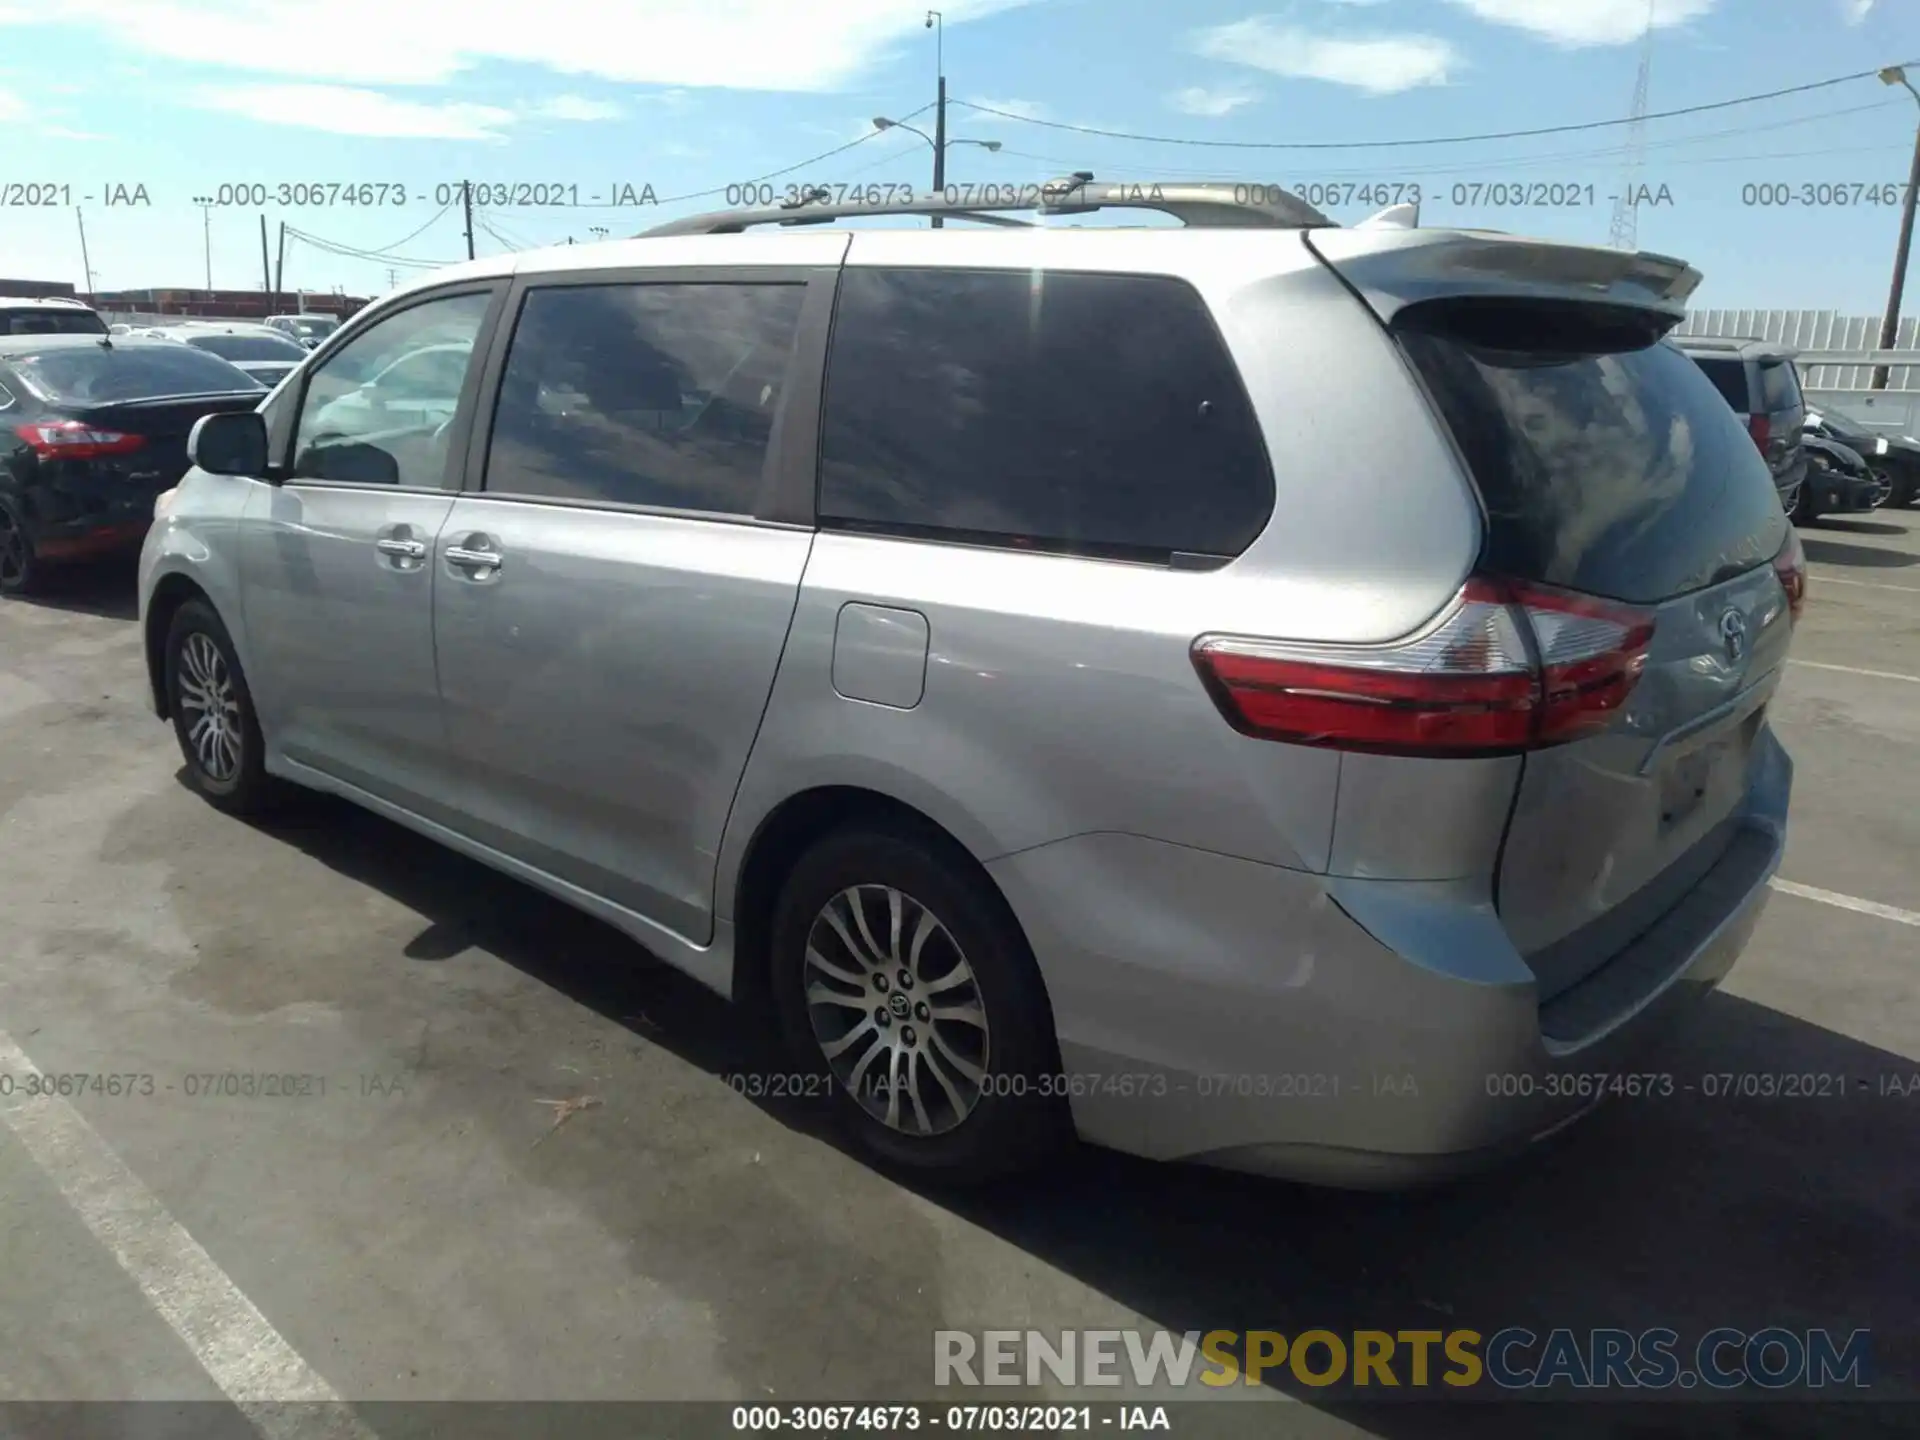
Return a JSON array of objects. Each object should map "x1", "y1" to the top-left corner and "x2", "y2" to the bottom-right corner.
[{"x1": 1657, "y1": 706, "x2": 1764, "y2": 833}]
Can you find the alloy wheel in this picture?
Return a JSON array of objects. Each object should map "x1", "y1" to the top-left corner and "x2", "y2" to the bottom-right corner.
[
  {"x1": 803, "y1": 884, "x2": 991, "y2": 1136},
  {"x1": 177, "y1": 631, "x2": 243, "y2": 782}
]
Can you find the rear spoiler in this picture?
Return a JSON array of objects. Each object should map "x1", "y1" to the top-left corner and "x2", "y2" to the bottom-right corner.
[{"x1": 1304, "y1": 227, "x2": 1702, "y2": 327}]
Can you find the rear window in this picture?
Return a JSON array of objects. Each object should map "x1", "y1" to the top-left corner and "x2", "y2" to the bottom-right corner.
[
  {"x1": 1689, "y1": 355, "x2": 1750, "y2": 412},
  {"x1": 186, "y1": 333, "x2": 306, "y2": 362},
  {"x1": 1398, "y1": 300, "x2": 1788, "y2": 605},
  {"x1": 818, "y1": 267, "x2": 1274, "y2": 563},
  {"x1": 11, "y1": 345, "x2": 266, "y2": 404},
  {"x1": 0, "y1": 309, "x2": 108, "y2": 337},
  {"x1": 1758, "y1": 359, "x2": 1802, "y2": 413},
  {"x1": 288, "y1": 316, "x2": 339, "y2": 338}
]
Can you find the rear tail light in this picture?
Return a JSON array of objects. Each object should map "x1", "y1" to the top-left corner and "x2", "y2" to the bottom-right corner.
[
  {"x1": 1772, "y1": 528, "x2": 1807, "y2": 624},
  {"x1": 1747, "y1": 413, "x2": 1771, "y2": 454},
  {"x1": 14, "y1": 421, "x2": 146, "y2": 460},
  {"x1": 1191, "y1": 578, "x2": 1656, "y2": 757}
]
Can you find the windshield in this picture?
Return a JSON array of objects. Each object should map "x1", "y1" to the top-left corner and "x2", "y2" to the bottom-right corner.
[
  {"x1": 0, "y1": 309, "x2": 109, "y2": 337},
  {"x1": 185, "y1": 333, "x2": 308, "y2": 362},
  {"x1": 11, "y1": 344, "x2": 267, "y2": 403}
]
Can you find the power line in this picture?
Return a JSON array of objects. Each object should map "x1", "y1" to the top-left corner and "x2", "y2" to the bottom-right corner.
[
  {"x1": 984, "y1": 98, "x2": 1909, "y2": 182},
  {"x1": 647, "y1": 102, "x2": 936, "y2": 206},
  {"x1": 955, "y1": 62, "x2": 1919, "y2": 151}
]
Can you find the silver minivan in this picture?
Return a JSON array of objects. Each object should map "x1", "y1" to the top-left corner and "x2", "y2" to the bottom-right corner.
[{"x1": 140, "y1": 183, "x2": 1801, "y2": 1187}]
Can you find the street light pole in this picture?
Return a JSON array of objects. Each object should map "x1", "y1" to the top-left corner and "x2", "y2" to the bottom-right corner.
[
  {"x1": 1873, "y1": 66, "x2": 1920, "y2": 391},
  {"x1": 191, "y1": 196, "x2": 214, "y2": 290},
  {"x1": 928, "y1": 10, "x2": 946, "y2": 228}
]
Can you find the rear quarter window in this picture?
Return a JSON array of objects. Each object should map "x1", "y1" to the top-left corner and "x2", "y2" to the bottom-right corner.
[
  {"x1": 818, "y1": 267, "x2": 1275, "y2": 563},
  {"x1": 1397, "y1": 300, "x2": 1788, "y2": 605},
  {"x1": 1689, "y1": 356, "x2": 1750, "y2": 412}
]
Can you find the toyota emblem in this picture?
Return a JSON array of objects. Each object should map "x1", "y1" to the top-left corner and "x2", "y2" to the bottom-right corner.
[{"x1": 1719, "y1": 608, "x2": 1748, "y2": 663}]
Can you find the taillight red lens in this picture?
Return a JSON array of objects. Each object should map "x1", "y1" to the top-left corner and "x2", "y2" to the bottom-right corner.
[
  {"x1": 1191, "y1": 578, "x2": 1656, "y2": 757},
  {"x1": 1747, "y1": 413, "x2": 1771, "y2": 454},
  {"x1": 1772, "y1": 528, "x2": 1807, "y2": 624},
  {"x1": 14, "y1": 421, "x2": 146, "y2": 460}
]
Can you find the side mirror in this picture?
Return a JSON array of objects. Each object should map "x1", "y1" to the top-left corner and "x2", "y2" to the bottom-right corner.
[{"x1": 188, "y1": 411, "x2": 269, "y2": 477}]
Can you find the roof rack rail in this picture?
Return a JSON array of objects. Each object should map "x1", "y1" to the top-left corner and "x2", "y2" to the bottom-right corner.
[{"x1": 639, "y1": 174, "x2": 1334, "y2": 238}]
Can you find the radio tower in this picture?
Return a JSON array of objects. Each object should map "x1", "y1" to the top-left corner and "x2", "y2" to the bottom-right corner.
[{"x1": 1608, "y1": 0, "x2": 1657, "y2": 251}]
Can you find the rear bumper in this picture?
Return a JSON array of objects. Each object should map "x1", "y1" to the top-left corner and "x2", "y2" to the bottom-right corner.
[
  {"x1": 14, "y1": 474, "x2": 165, "y2": 558},
  {"x1": 987, "y1": 728, "x2": 1790, "y2": 1189}
]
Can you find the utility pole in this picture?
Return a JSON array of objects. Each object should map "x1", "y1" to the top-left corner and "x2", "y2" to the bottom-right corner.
[
  {"x1": 74, "y1": 206, "x2": 95, "y2": 295},
  {"x1": 928, "y1": 10, "x2": 946, "y2": 228},
  {"x1": 1607, "y1": 0, "x2": 1655, "y2": 252},
  {"x1": 1872, "y1": 66, "x2": 1920, "y2": 390},
  {"x1": 462, "y1": 180, "x2": 476, "y2": 260},
  {"x1": 259, "y1": 213, "x2": 272, "y2": 305},
  {"x1": 273, "y1": 222, "x2": 286, "y2": 308},
  {"x1": 387, "y1": 267, "x2": 400, "y2": 290},
  {"x1": 192, "y1": 196, "x2": 214, "y2": 291}
]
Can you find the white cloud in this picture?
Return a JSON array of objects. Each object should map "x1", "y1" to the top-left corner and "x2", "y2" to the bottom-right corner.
[
  {"x1": 1193, "y1": 19, "x2": 1458, "y2": 94},
  {"x1": 1842, "y1": 0, "x2": 1875, "y2": 21},
  {"x1": 0, "y1": 87, "x2": 25, "y2": 120},
  {"x1": 192, "y1": 84, "x2": 516, "y2": 139},
  {"x1": 534, "y1": 95, "x2": 622, "y2": 121},
  {"x1": 0, "y1": 0, "x2": 1037, "y2": 92},
  {"x1": 1168, "y1": 84, "x2": 1259, "y2": 117},
  {"x1": 1443, "y1": 0, "x2": 1717, "y2": 47}
]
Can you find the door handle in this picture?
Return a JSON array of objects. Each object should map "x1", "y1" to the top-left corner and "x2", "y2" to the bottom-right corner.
[
  {"x1": 375, "y1": 537, "x2": 428, "y2": 559},
  {"x1": 445, "y1": 544, "x2": 503, "y2": 570}
]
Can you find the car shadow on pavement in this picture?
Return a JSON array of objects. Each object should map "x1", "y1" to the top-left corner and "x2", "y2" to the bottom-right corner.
[
  {"x1": 240, "y1": 791, "x2": 1918, "y2": 1437},
  {"x1": 1797, "y1": 535, "x2": 1917, "y2": 570},
  {"x1": 1809, "y1": 519, "x2": 1912, "y2": 539},
  {"x1": 9, "y1": 558, "x2": 140, "y2": 621}
]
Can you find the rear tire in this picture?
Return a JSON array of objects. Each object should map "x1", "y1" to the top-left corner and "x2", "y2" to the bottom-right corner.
[
  {"x1": 0, "y1": 498, "x2": 40, "y2": 596},
  {"x1": 164, "y1": 599, "x2": 278, "y2": 816},
  {"x1": 769, "y1": 824, "x2": 1069, "y2": 1183}
]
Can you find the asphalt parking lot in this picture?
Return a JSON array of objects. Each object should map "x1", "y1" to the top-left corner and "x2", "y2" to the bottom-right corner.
[{"x1": 1, "y1": 513, "x2": 1917, "y2": 1439}]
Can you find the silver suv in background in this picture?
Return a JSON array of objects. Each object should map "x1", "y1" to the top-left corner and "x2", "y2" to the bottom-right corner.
[
  {"x1": 1676, "y1": 336, "x2": 1809, "y2": 518},
  {"x1": 140, "y1": 184, "x2": 1801, "y2": 1187},
  {"x1": 0, "y1": 295, "x2": 109, "y2": 337}
]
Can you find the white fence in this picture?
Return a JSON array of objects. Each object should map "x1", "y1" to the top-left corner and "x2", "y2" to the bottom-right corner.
[{"x1": 1675, "y1": 309, "x2": 1920, "y2": 392}]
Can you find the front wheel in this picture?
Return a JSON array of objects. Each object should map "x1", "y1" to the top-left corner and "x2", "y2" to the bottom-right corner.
[
  {"x1": 770, "y1": 825, "x2": 1069, "y2": 1182},
  {"x1": 164, "y1": 599, "x2": 277, "y2": 815}
]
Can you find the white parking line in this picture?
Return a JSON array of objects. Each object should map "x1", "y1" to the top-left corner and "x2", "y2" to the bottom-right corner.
[
  {"x1": 1789, "y1": 659, "x2": 1920, "y2": 685},
  {"x1": 1810, "y1": 573, "x2": 1920, "y2": 595},
  {"x1": 0, "y1": 1030, "x2": 377, "y2": 1440},
  {"x1": 1770, "y1": 879, "x2": 1920, "y2": 929}
]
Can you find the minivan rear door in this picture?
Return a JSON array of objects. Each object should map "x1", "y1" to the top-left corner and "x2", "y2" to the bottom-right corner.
[{"x1": 1307, "y1": 229, "x2": 1794, "y2": 1002}]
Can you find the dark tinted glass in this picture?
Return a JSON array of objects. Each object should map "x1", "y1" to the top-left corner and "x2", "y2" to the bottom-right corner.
[
  {"x1": 818, "y1": 268, "x2": 1273, "y2": 561},
  {"x1": 1399, "y1": 302, "x2": 1788, "y2": 605},
  {"x1": 1758, "y1": 359, "x2": 1802, "y2": 412},
  {"x1": 12, "y1": 344, "x2": 264, "y2": 403},
  {"x1": 485, "y1": 283, "x2": 804, "y2": 514},
  {"x1": 1690, "y1": 356, "x2": 1749, "y2": 411},
  {"x1": 0, "y1": 309, "x2": 107, "y2": 336},
  {"x1": 188, "y1": 333, "x2": 307, "y2": 361},
  {"x1": 293, "y1": 291, "x2": 491, "y2": 487}
]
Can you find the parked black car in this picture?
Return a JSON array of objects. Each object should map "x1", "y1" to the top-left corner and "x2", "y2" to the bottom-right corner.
[
  {"x1": 1675, "y1": 336, "x2": 1807, "y2": 516},
  {"x1": 0, "y1": 334, "x2": 265, "y2": 594},
  {"x1": 1805, "y1": 403, "x2": 1920, "y2": 508},
  {"x1": 1797, "y1": 433, "x2": 1883, "y2": 525}
]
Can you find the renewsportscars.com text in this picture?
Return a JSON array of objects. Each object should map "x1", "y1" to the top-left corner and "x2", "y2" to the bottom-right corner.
[{"x1": 934, "y1": 1327, "x2": 1872, "y2": 1392}]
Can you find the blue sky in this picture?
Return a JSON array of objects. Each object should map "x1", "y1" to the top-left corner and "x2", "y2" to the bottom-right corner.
[{"x1": 0, "y1": 0, "x2": 1915, "y2": 311}]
